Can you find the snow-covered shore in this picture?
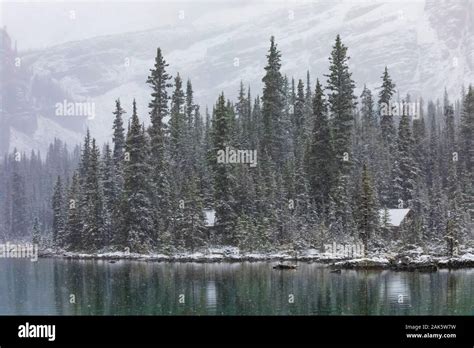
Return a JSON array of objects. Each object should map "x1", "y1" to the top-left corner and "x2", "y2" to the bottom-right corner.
[{"x1": 38, "y1": 246, "x2": 474, "y2": 270}]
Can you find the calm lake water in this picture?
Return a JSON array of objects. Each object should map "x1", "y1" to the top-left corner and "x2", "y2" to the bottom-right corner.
[{"x1": 0, "y1": 259, "x2": 472, "y2": 315}]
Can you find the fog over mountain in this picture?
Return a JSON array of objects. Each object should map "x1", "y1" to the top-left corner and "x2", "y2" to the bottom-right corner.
[{"x1": 1, "y1": 0, "x2": 473, "y2": 155}]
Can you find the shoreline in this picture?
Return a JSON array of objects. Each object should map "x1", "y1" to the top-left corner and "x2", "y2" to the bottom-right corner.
[{"x1": 37, "y1": 248, "x2": 474, "y2": 270}]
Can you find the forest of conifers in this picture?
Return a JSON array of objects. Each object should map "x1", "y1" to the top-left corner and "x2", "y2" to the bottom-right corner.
[{"x1": 1, "y1": 35, "x2": 472, "y2": 255}]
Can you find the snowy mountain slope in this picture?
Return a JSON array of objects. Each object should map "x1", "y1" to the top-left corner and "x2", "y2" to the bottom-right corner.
[
  {"x1": 9, "y1": 116, "x2": 83, "y2": 156},
  {"x1": 8, "y1": 0, "x2": 474, "y2": 151}
]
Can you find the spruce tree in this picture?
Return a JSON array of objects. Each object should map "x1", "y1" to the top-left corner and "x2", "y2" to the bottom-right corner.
[
  {"x1": 170, "y1": 73, "x2": 186, "y2": 159},
  {"x1": 360, "y1": 85, "x2": 375, "y2": 129},
  {"x1": 202, "y1": 107, "x2": 215, "y2": 207},
  {"x1": 378, "y1": 67, "x2": 397, "y2": 153},
  {"x1": 52, "y1": 176, "x2": 65, "y2": 247},
  {"x1": 355, "y1": 164, "x2": 379, "y2": 254},
  {"x1": 82, "y1": 139, "x2": 105, "y2": 251},
  {"x1": 111, "y1": 99, "x2": 126, "y2": 212},
  {"x1": 236, "y1": 81, "x2": 251, "y2": 147},
  {"x1": 146, "y1": 48, "x2": 172, "y2": 246},
  {"x1": 211, "y1": 93, "x2": 237, "y2": 245},
  {"x1": 147, "y1": 47, "x2": 172, "y2": 144},
  {"x1": 78, "y1": 130, "x2": 91, "y2": 182},
  {"x1": 32, "y1": 217, "x2": 41, "y2": 245},
  {"x1": 293, "y1": 79, "x2": 306, "y2": 161},
  {"x1": 121, "y1": 100, "x2": 154, "y2": 252},
  {"x1": 251, "y1": 96, "x2": 262, "y2": 150},
  {"x1": 112, "y1": 99, "x2": 126, "y2": 167},
  {"x1": 180, "y1": 174, "x2": 206, "y2": 251},
  {"x1": 459, "y1": 85, "x2": 474, "y2": 228},
  {"x1": 261, "y1": 36, "x2": 284, "y2": 166},
  {"x1": 101, "y1": 144, "x2": 114, "y2": 245},
  {"x1": 428, "y1": 161, "x2": 446, "y2": 241},
  {"x1": 10, "y1": 151, "x2": 28, "y2": 238},
  {"x1": 305, "y1": 79, "x2": 333, "y2": 214},
  {"x1": 185, "y1": 79, "x2": 195, "y2": 128},
  {"x1": 412, "y1": 98, "x2": 427, "y2": 179},
  {"x1": 325, "y1": 35, "x2": 356, "y2": 238},
  {"x1": 325, "y1": 34, "x2": 356, "y2": 172},
  {"x1": 446, "y1": 158, "x2": 463, "y2": 255},
  {"x1": 305, "y1": 70, "x2": 312, "y2": 103},
  {"x1": 65, "y1": 172, "x2": 82, "y2": 250},
  {"x1": 444, "y1": 95, "x2": 455, "y2": 154},
  {"x1": 426, "y1": 101, "x2": 438, "y2": 188},
  {"x1": 459, "y1": 85, "x2": 474, "y2": 174},
  {"x1": 393, "y1": 109, "x2": 416, "y2": 205}
]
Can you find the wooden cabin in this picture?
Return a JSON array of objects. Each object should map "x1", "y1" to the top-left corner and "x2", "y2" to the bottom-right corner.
[{"x1": 379, "y1": 208, "x2": 414, "y2": 239}]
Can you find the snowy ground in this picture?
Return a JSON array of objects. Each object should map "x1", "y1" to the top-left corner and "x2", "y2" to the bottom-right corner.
[
  {"x1": 38, "y1": 246, "x2": 474, "y2": 269},
  {"x1": 332, "y1": 246, "x2": 474, "y2": 270}
]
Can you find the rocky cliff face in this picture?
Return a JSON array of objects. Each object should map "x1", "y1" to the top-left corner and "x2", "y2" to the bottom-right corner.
[{"x1": 0, "y1": 27, "x2": 83, "y2": 156}]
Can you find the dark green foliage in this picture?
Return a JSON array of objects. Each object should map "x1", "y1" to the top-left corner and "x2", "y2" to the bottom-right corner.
[
  {"x1": 121, "y1": 100, "x2": 154, "y2": 252},
  {"x1": 0, "y1": 38, "x2": 466, "y2": 256},
  {"x1": 305, "y1": 79, "x2": 333, "y2": 214},
  {"x1": 211, "y1": 94, "x2": 237, "y2": 244},
  {"x1": 261, "y1": 36, "x2": 285, "y2": 166},
  {"x1": 52, "y1": 176, "x2": 65, "y2": 247},
  {"x1": 355, "y1": 164, "x2": 379, "y2": 253},
  {"x1": 325, "y1": 34, "x2": 356, "y2": 172},
  {"x1": 378, "y1": 67, "x2": 397, "y2": 153}
]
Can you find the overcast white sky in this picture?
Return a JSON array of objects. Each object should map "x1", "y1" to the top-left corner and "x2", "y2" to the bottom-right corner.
[{"x1": 0, "y1": 0, "x2": 289, "y2": 51}]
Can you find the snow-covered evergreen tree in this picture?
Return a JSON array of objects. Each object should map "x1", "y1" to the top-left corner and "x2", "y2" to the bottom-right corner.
[
  {"x1": 10, "y1": 151, "x2": 28, "y2": 239},
  {"x1": 378, "y1": 67, "x2": 397, "y2": 153},
  {"x1": 100, "y1": 143, "x2": 114, "y2": 245},
  {"x1": 355, "y1": 164, "x2": 379, "y2": 254},
  {"x1": 459, "y1": 85, "x2": 473, "y2": 231},
  {"x1": 31, "y1": 217, "x2": 41, "y2": 245},
  {"x1": 65, "y1": 172, "x2": 82, "y2": 250},
  {"x1": 146, "y1": 48, "x2": 173, "y2": 249},
  {"x1": 112, "y1": 99, "x2": 126, "y2": 167},
  {"x1": 81, "y1": 139, "x2": 105, "y2": 251},
  {"x1": 121, "y1": 100, "x2": 154, "y2": 252},
  {"x1": 393, "y1": 109, "x2": 416, "y2": 205},
  {"x1": 305, "y1": 79, "x2": 333, "y2": 215},
  {"x1": 325, "y1": 34, "x2": 356, "y2": 172},
  {"x1": 211, "y1": 93, "x2": 237, "y2": 245},
  {"x1": 261, "y1": 36, "x2": 284, "y2": 166},
  {"x1": 52, "y1": 176, "x2": 65, "y2": 247},
  {"x1": 360, "y1": 85, "x2": 376, "y2": 129},
  {"x1": 293, "y1": 79, "x2": 306, "y2": 162},
  {"x1": 169, "y1": 73, "x2": 186, "y2": 160},
  {"x1": 325, "y1": 35, "x2": 356, "y2": 238}
]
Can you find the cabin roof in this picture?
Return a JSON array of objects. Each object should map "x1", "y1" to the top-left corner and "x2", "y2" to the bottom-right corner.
[
  {"x1": 204, "y1": 209, "x2": 216, "y2": 227},
  {"x1": 379, "y1": 208, "x2": 411, "y2": 227}
]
